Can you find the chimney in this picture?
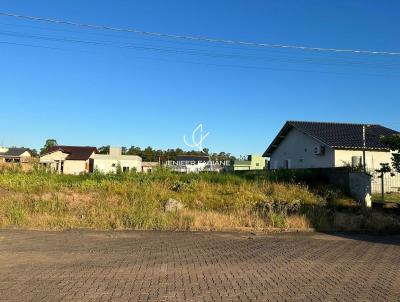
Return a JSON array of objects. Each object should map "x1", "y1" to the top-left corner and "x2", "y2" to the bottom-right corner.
[{"x1": 109, "y1": 147, "x2": 122, "y2": 156}]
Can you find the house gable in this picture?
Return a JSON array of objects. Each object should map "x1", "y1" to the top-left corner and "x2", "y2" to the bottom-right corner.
[{"x1": 269, "y1": 127, "x2": 335, "y2": 169}]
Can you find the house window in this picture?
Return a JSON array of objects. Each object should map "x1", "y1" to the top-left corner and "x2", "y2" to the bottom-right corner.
[
  {"x1": 256, "y1": 163, "x2": 259, "y2": 167},
  {"x1": 285, "y1": 159, "x2": 291, "y2": 169},
  {"x1": 123, "y1": 166, "x2": 129, "y2": 173},
  {"x1": 351, "y1": 156, "x2": 362, "y2": 168}
]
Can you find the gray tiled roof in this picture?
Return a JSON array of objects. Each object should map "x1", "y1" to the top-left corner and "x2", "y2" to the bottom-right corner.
[
  {"x1": 264, "y1": 121, "x2": 399, "y2": 156},
  {"x1": 0, "y1": 148, "x2": 31, "y2": 157}
]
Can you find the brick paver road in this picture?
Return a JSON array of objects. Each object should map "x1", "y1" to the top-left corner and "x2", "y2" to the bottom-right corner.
[{"x1": 0, "y1": 230, "x2": 399, "y2": 301}]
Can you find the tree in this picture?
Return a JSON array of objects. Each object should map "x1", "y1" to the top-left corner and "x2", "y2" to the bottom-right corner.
[
  {"x1": 30, "y1": 149, "x2": 39, "y2": 157},
  {"x1": 40, "y1": 139, "x2": 57, "y2": 155},
  {"x1": 381, "y1": 134, "x2": 400, "y2": 172},
  {"x1": 375, "y1": 163, "x2": 395, "y2": 203},
  {"x1": 98, "y1": 146, "x2": 110, "y2": 154},
  {"x1": 126, "y1": 146, "x2": 142, "y2": 156}
]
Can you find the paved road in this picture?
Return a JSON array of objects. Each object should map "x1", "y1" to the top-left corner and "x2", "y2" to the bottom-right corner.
[{"x1": 0, "y1": 230, "x2": 399, "y2": 302}]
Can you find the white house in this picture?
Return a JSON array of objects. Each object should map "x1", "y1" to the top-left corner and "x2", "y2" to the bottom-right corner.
[
  {"x1": 264, "y1": 121, "x2": 398, "y2": 171},
  {"x1": 90, "y1": 147, "x2": 142, "y2": 173},
  {"x1": 40, "y1": 146, "x2": 97, "y2": 174},
  {"x1": 0, "y1": 147, "x2": 32, "y2": 163}
]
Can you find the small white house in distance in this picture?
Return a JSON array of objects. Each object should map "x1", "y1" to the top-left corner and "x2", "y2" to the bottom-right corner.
[
  {"x1": 90, "y1": 147, "x2": 142, "y2": 173},
  {"x1": 264, "y1": 121, "x2": 398, "y2": 171}
]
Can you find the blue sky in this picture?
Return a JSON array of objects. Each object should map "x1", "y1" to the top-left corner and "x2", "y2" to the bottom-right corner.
[{"x1": 0, "y1": 0, "x2": 399, "y2": 156}]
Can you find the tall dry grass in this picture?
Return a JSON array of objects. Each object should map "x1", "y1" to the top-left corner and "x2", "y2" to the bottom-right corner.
[
  {"x1": 0, "y1": 167, "x2": 325, "y2": 231},
  {"x1": 0, "y1": 167, "x2": 398, "y2": 232}
]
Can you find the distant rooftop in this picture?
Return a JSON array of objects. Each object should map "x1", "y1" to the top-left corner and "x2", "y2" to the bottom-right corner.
[
  {"x1": 0, "y1": 148, "x2": 31, "y2": 157},
  {"x1": 46, "y1": 146, "x2": 98, "y2": 160}
]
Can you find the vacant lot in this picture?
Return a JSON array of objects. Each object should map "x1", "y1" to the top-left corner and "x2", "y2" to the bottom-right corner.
[
  {"x1": 0, "y1": 168, "x2": 324, "y2": 231},
  {"x1": 0, "y1": 230, "x2": 399, "y2": 301},
  {"x1": 0, "y1": 168, "x2": 399, "y2": 232}
]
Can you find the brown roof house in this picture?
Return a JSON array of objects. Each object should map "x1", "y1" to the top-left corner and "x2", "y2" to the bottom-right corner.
[
  {"x1": 39, "y1": 146, "x2": 98, "y2": 174},
  {"x1": 264, "y1": 121, "x2": 398, "y2": 171}
]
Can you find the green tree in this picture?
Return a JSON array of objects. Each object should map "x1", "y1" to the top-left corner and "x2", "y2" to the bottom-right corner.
[
  {"x1": 40, "y1": 139, "x2": 57, "y2": 155},
  {"x1": 126, "y1": 146, "x2": 142, "y2": 156},
  {"x1": 98, "y1": 145, "x2": 110, "y2": 154},
  {"x1": 30, "y1": 149, "x2": 39, "y2": 157},
  {"x1": 381, "y1": 134, "x2": 400, "y2": 172}
]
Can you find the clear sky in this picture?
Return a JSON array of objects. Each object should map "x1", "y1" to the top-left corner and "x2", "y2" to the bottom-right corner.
[{"x1": 0, "y1": 0, "x2": 399, "y2": 156}]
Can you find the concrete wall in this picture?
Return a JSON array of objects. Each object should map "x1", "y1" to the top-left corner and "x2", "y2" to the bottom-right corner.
[
  {"x1": 334, "y1": 149, "x2": 394, "y2": 171},
  {"x1": 270, "y1": 128, "x2": 335, "y2": 169},
  {"x1": 91, "y1": 154, "x2": 142, "y2": 173},
  {"x1": 349, "y1": 172, "x2": 372, "y2": 206}
]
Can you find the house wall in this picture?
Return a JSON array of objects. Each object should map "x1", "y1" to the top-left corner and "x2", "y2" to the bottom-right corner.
[
  {"x1": 40, "y1": 151, "x2": 69, "y2": 162},
  {"x1": 91, "y1": 155, "x2": 142, "y2": 173},
  {"x1": 141, "y1": 163, "x2": 158, "y2": 173},
  {"x1": 63, "y1": 160, "x2": 87, "y2": 175},
  {"x1": 20, "y1": 151, "x2": 31, "y2": 158},
  {"x1": 334, "y1": 149, "x2": 394, "y2": 171},
  {"x1": 248, "y1": 155, "x2": 266, "y2": 170},
  {"x1": 40, "y1": 151, "x2": 88, "y2": 174},
  {"x1": 270, "y1": 128, "x2": 335, "y2": 169},
  {"x1": 19, "y1": 151, "x2": 32, "y2": 163},
  {"x1": 39, "y1": 151, "x2": 68, "y2": 172}
]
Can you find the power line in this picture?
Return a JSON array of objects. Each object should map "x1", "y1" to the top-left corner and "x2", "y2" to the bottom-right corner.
[
  {"x1": 3, "y1": 20, "x2": 397, "y2": 65},
  {"x1": 1, "y1": 40, "x2": 398, "y2": 78},
  {"x1": 2, "y1": 29, "x2": 400, "y2": 71},
  {"x1": 1, "y1": 11, "x2": 400, "y2": 56}
]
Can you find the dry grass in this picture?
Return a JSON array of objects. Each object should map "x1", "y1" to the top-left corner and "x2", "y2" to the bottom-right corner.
[
  {"x1": 0, "y1": 169, "x2": 325, "y2": 231},
  {"x1": 286, "y1": 215, "x2": 312, "y2": 230},
  {"x1": 0, "y1": 168, "x2": 398, "y2": 233}
]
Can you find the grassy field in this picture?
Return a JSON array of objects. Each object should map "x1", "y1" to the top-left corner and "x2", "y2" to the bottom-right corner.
[{"x1": 0, "y1": 166, "x2": 398, "y2": 232}]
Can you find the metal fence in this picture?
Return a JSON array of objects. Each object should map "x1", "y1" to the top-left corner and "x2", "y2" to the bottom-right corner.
[{"x1": 371, "y1": 171, "x2": 400, "y2": 196}]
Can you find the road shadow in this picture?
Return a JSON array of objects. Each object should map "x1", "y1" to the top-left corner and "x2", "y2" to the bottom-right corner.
[{"x1": 321, "y1": 231, "x2": 400, "y2": 246}]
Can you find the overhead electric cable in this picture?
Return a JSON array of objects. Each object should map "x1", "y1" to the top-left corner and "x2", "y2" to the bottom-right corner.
[
  {"x1": 1, "y1": 30, "x2": 400, "y2": 70},
  {"x1": 1, "y1": 12, "x2": 399, "y2": 56}
]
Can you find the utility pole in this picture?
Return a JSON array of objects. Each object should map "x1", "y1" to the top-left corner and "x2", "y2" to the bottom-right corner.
[{"x1": 362, "y1": 125, "x2": 366, "y2": 173}]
